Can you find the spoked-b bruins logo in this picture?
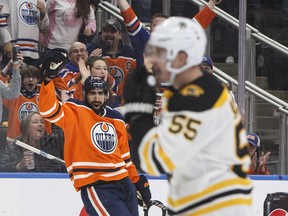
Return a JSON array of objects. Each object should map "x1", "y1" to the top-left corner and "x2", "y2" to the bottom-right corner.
[{"x1": 91, "y1": 122, "x2": 118, "y2": 154}]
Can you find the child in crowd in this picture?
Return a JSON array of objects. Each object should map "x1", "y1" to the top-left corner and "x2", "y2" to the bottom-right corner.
[{"x1": 2, "y1": 65, "x2": 52, "y2": 142}]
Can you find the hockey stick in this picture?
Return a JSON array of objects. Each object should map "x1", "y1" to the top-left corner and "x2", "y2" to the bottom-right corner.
[
  {"x1": 7, "y1": 138, "x2": 65, "y2": 164},
  {"x1": 143, "y1": 200, "x2": 168, "y2": 216}
]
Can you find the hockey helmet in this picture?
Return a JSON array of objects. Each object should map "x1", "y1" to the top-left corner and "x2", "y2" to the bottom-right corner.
[
  {"x1": 147, "y1": 17, "x2": 207, "y2": 75},
  {"x1": 84, "y1": 76, "x2": 109, "y2": 95}
]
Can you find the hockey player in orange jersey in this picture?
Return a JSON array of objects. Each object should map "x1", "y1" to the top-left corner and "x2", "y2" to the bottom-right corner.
[{"x1": 37, "y1": 49, "x2": 151, "y2": 216}]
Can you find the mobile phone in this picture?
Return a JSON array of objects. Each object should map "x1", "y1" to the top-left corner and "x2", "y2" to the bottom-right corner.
[{"x1": 12, "y1": 45, "x2": 20, "y2": 64}]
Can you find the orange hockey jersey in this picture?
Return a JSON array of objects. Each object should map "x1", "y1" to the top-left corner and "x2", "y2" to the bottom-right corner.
[
  {"x1": 3, "y1": 93, "x2": 52, "y2": 140},
  {"x1": 38, "y1": 81, "x2": 139, "y2": 191},
  {"x1": 103, "y1": 55, "x2": 136, "y2": 97}
]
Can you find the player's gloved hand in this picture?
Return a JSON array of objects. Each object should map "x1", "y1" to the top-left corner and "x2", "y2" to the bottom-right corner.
[
  {"x1": 123, "y1": 66, "x2": 156, "y2": 123},
  {"x1": 134, "y1": 175, "x2": 152, "y2": 209},
  {"x1": 39, "y1": 48, "x2": 68, "y2": 80}
]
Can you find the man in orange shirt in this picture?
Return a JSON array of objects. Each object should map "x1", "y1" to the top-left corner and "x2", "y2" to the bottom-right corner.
[{"x1": 87, "y1": 19, "x2": 137, "y2": 104}]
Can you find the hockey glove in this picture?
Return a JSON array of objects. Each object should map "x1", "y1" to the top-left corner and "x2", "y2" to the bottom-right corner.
[
  {"x1": 134, "y1": 175, "x2": 152, "y2": 209},
  {"x1": 39, "y1": 48, "x2": 68, "y2": 80},
  {"x1": 123, "y1": 66, "x2": 156, "y2": 123}
]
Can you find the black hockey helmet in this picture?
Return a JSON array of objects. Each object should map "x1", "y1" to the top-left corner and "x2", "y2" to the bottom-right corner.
[{"x1": 84, "y1": 76, "x2": 109, "y2": 95}]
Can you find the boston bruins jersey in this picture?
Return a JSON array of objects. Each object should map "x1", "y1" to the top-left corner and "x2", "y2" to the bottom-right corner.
[
  {"x1": 138, "y1": 72, "x2": 253, "y2": 215},
  {"x1": 38, "y1": 81, "x2": 139, "y2": 191}
]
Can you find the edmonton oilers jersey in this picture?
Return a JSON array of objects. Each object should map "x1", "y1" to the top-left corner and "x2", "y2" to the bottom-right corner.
[
  {"x1": 38, "y1": 81, "x2": 139, "y2": 191},
  {"x1": 0, "y1": 0, "x2": 49, "y2": 59}
]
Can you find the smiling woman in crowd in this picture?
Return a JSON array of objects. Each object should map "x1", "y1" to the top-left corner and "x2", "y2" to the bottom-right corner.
[{"x1": 0, "y1": 112, "x2": 66, "y2": 172}]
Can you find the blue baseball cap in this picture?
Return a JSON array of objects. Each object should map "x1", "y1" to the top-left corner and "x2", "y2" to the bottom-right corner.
[
  {"x1": 246, "y1": 133, "x2": 260, "y2": 148},
  {"x1": 202, "y1": 55, "x2": 213, "y2": 70}
]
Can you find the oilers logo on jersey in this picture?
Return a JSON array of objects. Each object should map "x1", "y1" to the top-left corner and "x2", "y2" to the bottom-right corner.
[
  {"x1": 109, "y1": 66, "x2": 124, "y2": 85},
  {"x1": 19, "y1": 1, "x2": 38, "y2": 25},
  {"x1": 18, "y1": 102, "x2": 39, "y2": 122},
  {"x1": 91, "y1": 122, "x2": 118, "y2": 154}
]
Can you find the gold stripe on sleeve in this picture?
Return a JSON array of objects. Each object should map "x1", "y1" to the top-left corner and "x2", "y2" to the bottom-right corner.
[{"x1": 213, "y1": 88, "x2": 229, "y2": 108}]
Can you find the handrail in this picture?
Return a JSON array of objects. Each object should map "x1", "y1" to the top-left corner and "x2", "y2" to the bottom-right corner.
[
  {"x1": 98, "y1": 0, "x2": 288, "y2": 173},
  {"x1": 213, "y1": 73, "x2": 230, "y2": 87},
  {"x1": 98, "y1": 1, "x2": 288, "y2": 112},
  {"x1": 245, "y1": 81, "x2": 288, "y2": 109},
  {"x1": 100, "y1": 0, "x2": 288, "y2": 56},
  {"x1": 214, "y1": 67, "x2": 238, "y2": 86},
  {"x1": 100, "y1": 1, "x2": 121, "y2": 14},
  {"x1": 191, "y1": 0, "x2": 288, "y2": 56},
  {"x1": 98, "y1": 1, "x2": 124, "y2": 22},
  {"x1": 214, "y1": 67, "x2": 288, "y2": 114}
]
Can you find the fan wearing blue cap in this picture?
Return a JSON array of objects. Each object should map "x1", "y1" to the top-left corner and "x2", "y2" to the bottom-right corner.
[
  {"x1": 247, "y1": 133, "x2": 271, "y2": 175},
  {"x1": 201, "y1": 55, "x2": 213, "y2": 74}
]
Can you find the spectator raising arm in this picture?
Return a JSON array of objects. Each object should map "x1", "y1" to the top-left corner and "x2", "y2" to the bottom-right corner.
[
  {"x1": 117, "y1": 0, "x2": 221, "y2": 67},
  {"x1": 0, "y1": 52, "x2": 22, "y2": 123}
]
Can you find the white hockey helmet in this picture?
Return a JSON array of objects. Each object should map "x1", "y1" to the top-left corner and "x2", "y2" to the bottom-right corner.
[{"x1": 148, "y1": 17, "x2": 207, "y2": 75}]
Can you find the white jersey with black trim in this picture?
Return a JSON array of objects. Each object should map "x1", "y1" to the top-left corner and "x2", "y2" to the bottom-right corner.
[
  {"x1": 0, "y1": 0, "x2": 49, "y2": 59},
  {"x1": 138, "y1": 72, "x2": 254, "y2": 215}
]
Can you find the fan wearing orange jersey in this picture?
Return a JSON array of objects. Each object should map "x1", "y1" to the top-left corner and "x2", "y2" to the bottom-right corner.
[
  {"x1": 68, "y1": 56, "x2": 119, "y2": 107},
  {"x1": 3, "y1": 65, "x2": 52, "y2": 142}
]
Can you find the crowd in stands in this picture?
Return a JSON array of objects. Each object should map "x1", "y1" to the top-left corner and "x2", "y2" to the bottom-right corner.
[{"x1": 0, "y1": 0, "x2": 270, "y2": 176}]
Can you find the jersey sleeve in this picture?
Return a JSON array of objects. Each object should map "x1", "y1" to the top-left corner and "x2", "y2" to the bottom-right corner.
[
  {"x1": 85, "y1": 5, "x2": 96, "y2": 34},
  {"x1": 53, "y1": 76, "x2": 68, "y2": 91},
  {"x1": 193, "y1": 5, "x2": 216, "y2": 29},
  {"x1": 121, "y1": 6, "x2": 150, "y2": 67},
  {"x1": 38, "y1": 81, "x2": 65, "y2": 128},
  {"x1": 0, "y1": 0, "x2": 12, "y2": 44},
  {"x1": 1, "y1": 69, "x2": 21, "y2": 99}
]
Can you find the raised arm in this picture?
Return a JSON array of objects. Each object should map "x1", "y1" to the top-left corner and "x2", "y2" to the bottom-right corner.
[
  {"x1": 193, "y1": 0, "x2": 222, "y2": 29},
  {"x1": 1, "y1": 53, "x2": 23, "y2": 99},
  {"x1": 117, "y1": 0, "x2": 150, "y2": 67}
]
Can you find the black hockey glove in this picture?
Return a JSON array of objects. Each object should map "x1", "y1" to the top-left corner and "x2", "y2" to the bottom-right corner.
[
  {"x1": 123, "y1": 66, "x2": 156, "y2": 123},
  {"x1": 39, "y1": 48, "x2": 68, "y2": 80},
  {"x1": 134, "y1": 175, "x2": 152, "y2": 209}
]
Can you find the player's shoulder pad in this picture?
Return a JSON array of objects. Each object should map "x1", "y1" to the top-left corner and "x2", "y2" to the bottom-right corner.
[
  {"x1": 105, "y1": 106, "x2": 125, "y2": 121},
  {"x1": 66, "y1": 98, "x2": 90, "y2": 107},
  {"x1": 168, "y1": 73, "x2": 228, "y2": 112}
]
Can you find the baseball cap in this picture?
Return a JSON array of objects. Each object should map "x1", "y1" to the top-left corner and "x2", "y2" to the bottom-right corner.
[
  {"x1": 202, "y1": 55, "x2": 213, "y2": 70},
  {"x1": 103, "y1": 18, "x2": 122, "y2": 32},
  {"x1": 246, "y1": 133, "x2": 260, "y2": 148}
]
